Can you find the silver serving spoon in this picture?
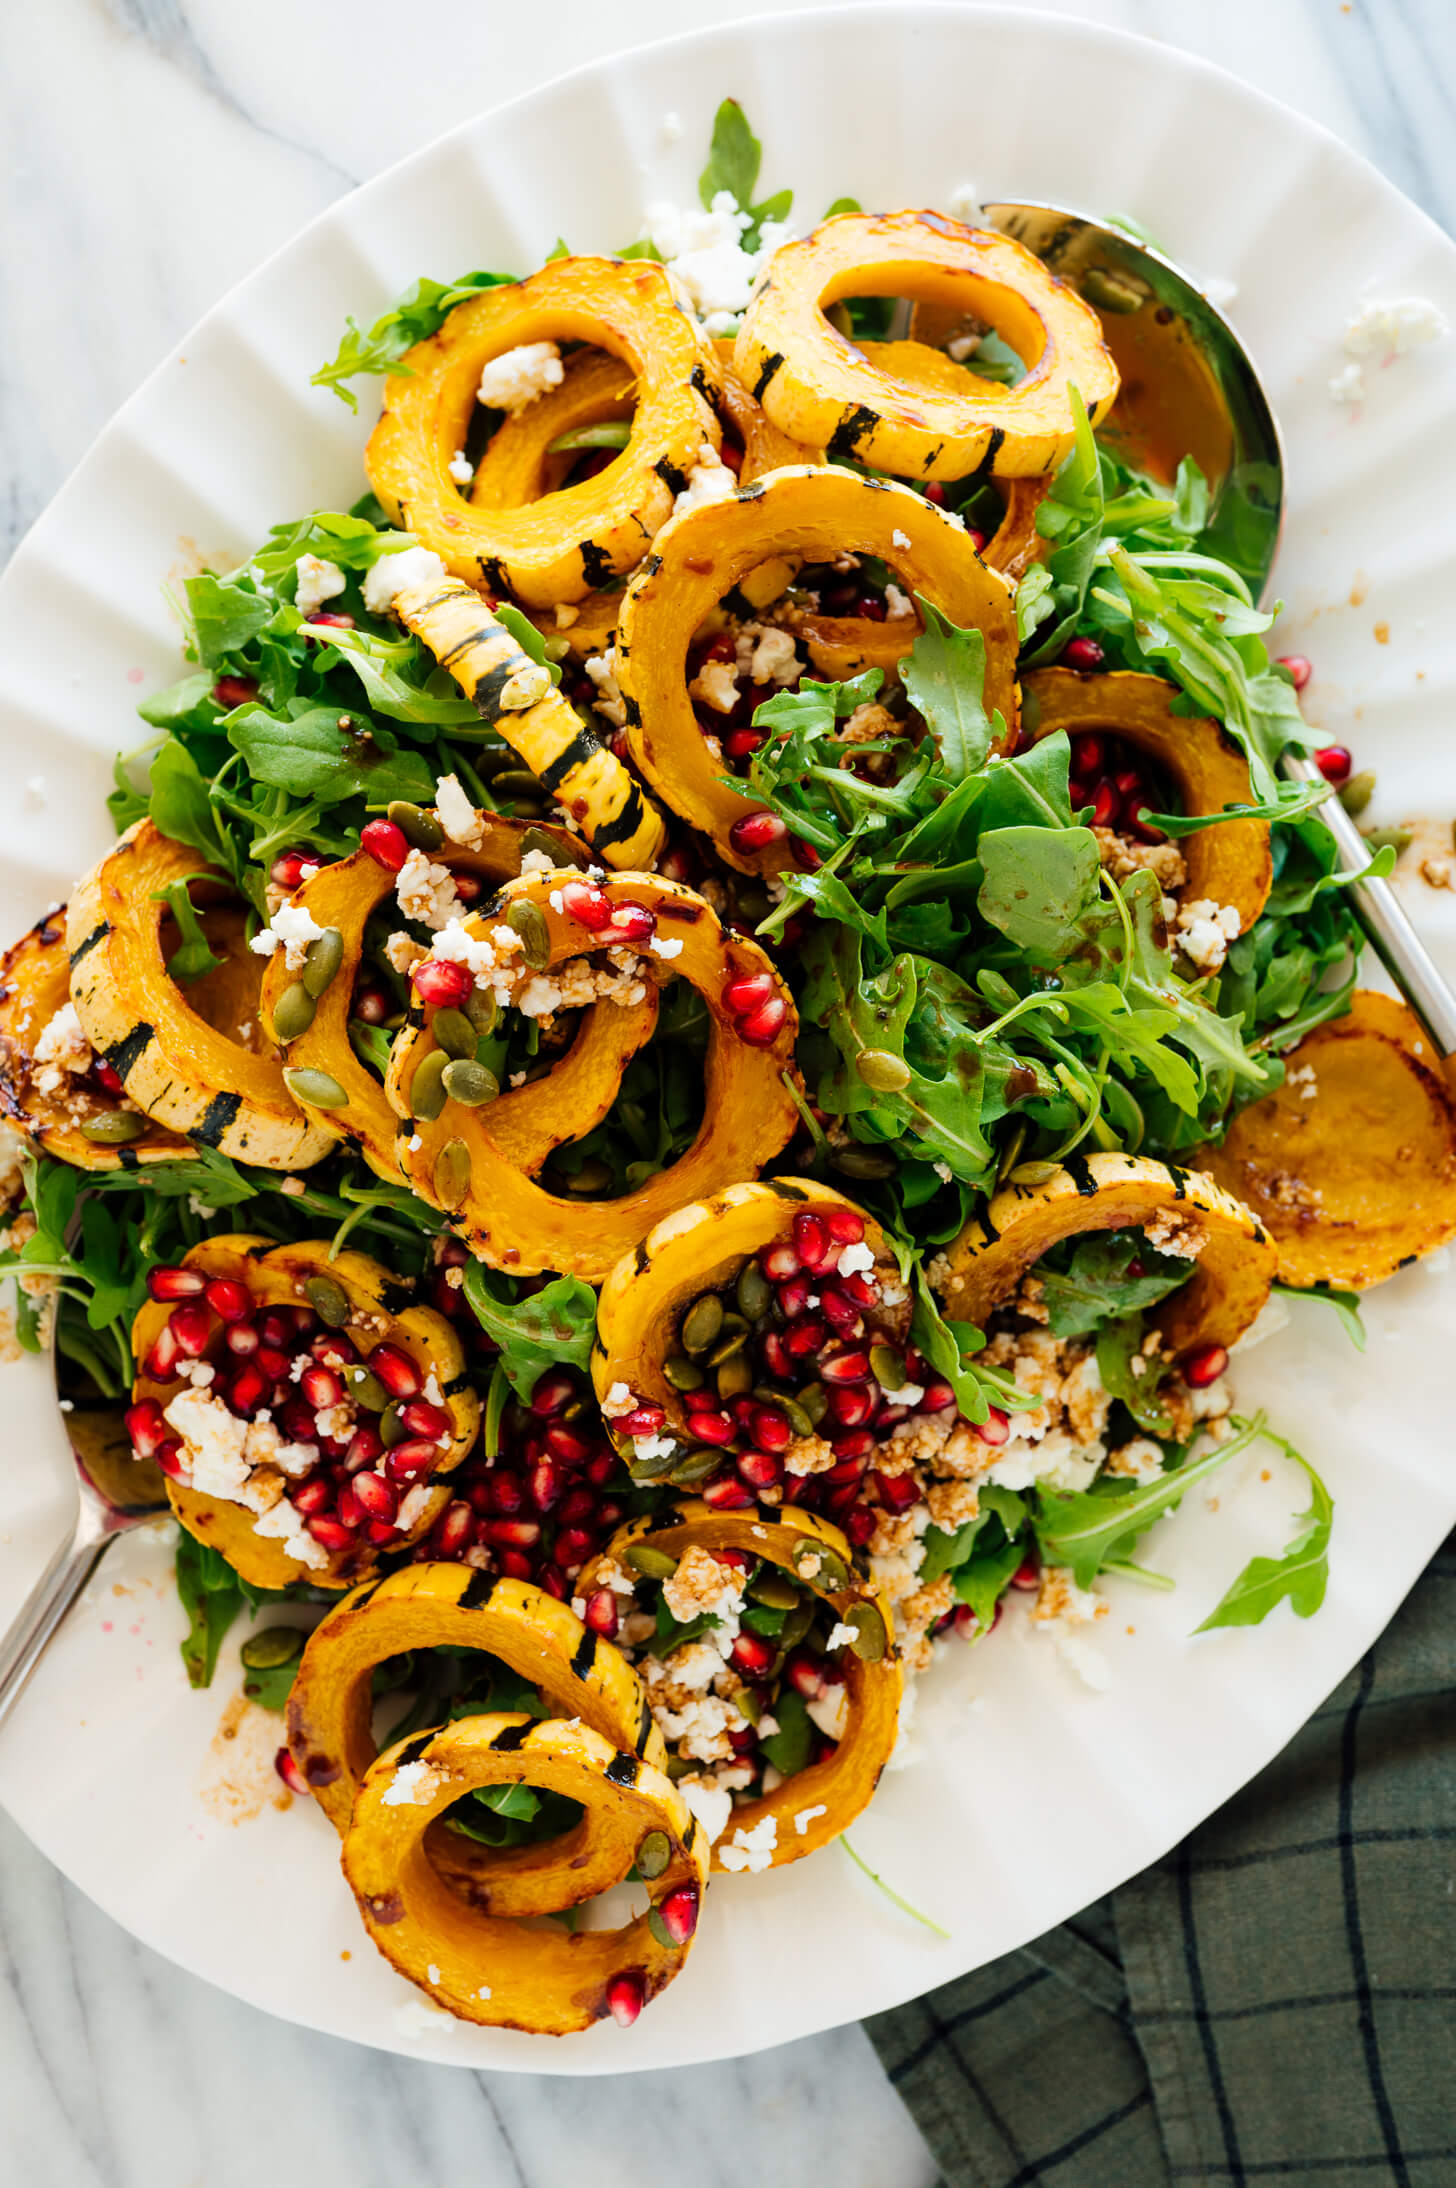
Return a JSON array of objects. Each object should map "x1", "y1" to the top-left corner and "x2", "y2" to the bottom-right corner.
[
  {"x1": 0, "y1": 1369, "x2": 168, "y2": 1731},
  {"x1": 933, "y1": 203, "x2": 1456, "y2": 1066}
]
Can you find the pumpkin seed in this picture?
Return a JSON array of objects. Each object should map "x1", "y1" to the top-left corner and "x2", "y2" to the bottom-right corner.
[
  {"x1": 1082, "y1": 265, "x2": 1147, "y2": 314},
  {"x1": 707, "y1": 1325, "x2": 749, "y2": 1367},
  {"x1": 664, "y1": 1753, "x2": 693, "y2": 1780},
  {"x1": 380, "y1": 1402, "x2": 406, "y2": 1448},
  {"x1": 504, "y1": 799, "x2": 548, "y2": 822},
  {"x1": 635, "y1": 1830, "x2": 671, "y2": 1880},
  {"x1": 1363, "y1": 824, "x2": 1412, "y2": 855},
  {"x1": 442, "y1": 1059, "x2": 500, "y2": 1108},
  {"x1": 434, "y1": 1137, "x2": 472, "y2": 1210},
  {"x1": 625, "y1": 1544, "x2": 679, "y2": 1580},
  {"x1": 465, "y1": 987, "x2": 500, "y2": 1037},
  {"x1": 497, "y1": 661, "x2": 552, "y2": 713},
  {"x1": 519, "y1": 826, "x2": 579, "y2": 870},
  {"x1": 1338, "y1": 770, "x2": 1376, "y2": 817},
  {"x1": 870, "y1": 1343, "x2": 906, "y2": 1392},
  {"x1": 646, "y1": 1906, "x2": 680, "y2": 1952},
  {"x1": 284, "y1": 1067, "x2": 349, "y2": 1110},
  {"x1": 747, "y1": 1569, "x2": 801, "y2": 1610},
  {"x1": 492, "y1": 770, "x2": 544, "y2": 800},
  {"x1": 301, "y1": 926, "x2": 344, "y2": 998},
  {"x1": 432, "y1": 1008, "x2": 477, "y2": 1061},
  {"x1": 304, "y1": 1273, "x2": 351, "y2": 1328},
  {"x1": 797, "y1": 1380, "x2": 829, "y2": 1427},
  {"x1": 856, "y1": 1047, "x2": 911, "y2": 1092},
  {"x1": 669, "y1": 1445, "x2": 723, "y2": 1484},
  {"x1": 1010, "y1": 1159, "x2": 1060, "y2": 1186},
  {"x1": 240, "y1": 1625, "x2": 305, "y2": 1671},
  {"x1": 716, "y1": 1353, "x2": 753, "y2": 1400},
  {"x1": 681, "y1": 1294, "x2": 724, "y2": 1356},
  {"x1": 410, "y1": 1048, "x2": 450, "y2": 1122},
  {"x1": 272, "y1": 981, "x2": 317, "y2": 1041},
  {"x1": 778, "y1": 1598, "x2": 816, "y2": 1653},
  {"x1": 662, "y1": 1353, "x2": 704, "y2": 1393},
  {"x1": 79, "y1": 1110, "x2": 146, "y2": 1144},
  {"x1": 344, "y1": 1365, "x2": 388, "y2": 1411},
  {"x1": 506, "y1": 898, "x2": 551, "y2": 969},
  {"x1": 845, "y1": 1602, "x2": 888, "y2": 1661},
  {"x1": 792, "y1": 1538, "x2": 849, "y2": 1590},
  {"x1": 629, "y1": 1447, "x2": 680, "y2": 1483},
  {"x1": 736, "y1": 1260, "x2": 772, "y2": 1320},
  {"x1": 831, "y1": 1143, "x2": 897, "y2": 1180},
  {"x1": 387, "y1": 799, "x2": 445, "y2": 851},
  {"x1": 734, "y1": 1684, "x2": 763, "y2": 1725},
  {"x1": 779, "y1": 1395, "x2": 815, "y2": 1439}
]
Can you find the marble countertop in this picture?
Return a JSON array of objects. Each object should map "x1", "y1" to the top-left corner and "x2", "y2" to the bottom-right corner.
[{"x1": 2, "y1": 2, "x2": 1451, "y2": 2183}]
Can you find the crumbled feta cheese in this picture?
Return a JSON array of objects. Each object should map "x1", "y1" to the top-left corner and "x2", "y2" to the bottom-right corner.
[
  {"x1": 396, "y1": 1481, "x2": 436, "y2": 1530},
  {"x1": 644, "y1": 191, "x2": 795, "y2": 337},
  {"x1": 294, "y1": 553, "x2": 346, "y2": 618},
  {"x1": 1344, "y1": 296, "x2": 1448, "y2": 358},
  {"x1": 689, "y1": 655, "x2": 740, "y2": 713},
  {"x1": 362, "y1": 545, "x2": 449, "y2": 616},
  {"x1": 447, "y1": 450, "x2": 474, "y2": 485},
  {"x1": 837, "y1": 1240, "x2": 875, "y2": 1278},
  {"x1": 584, "y1": 649, "x2": 627, "y2": 729},
  {"x1": 476, "y1": 342, "x2": 564, "y2": 413},
  {"x1": 946, "y1": 334, "x2": 979, "y2": 363},
  {"x1": 932, "y1": 1161, "x2": 952, "y2": 1184},
  {"x1": 825, "y1": 1621, "x2": 858, "y2": 1652},
  {"x1": 662, "y1": 1545, "x2": 745, "y2": 1628},
  {"x1": 32, "y1": 1002, "x2": 92, "y2": 1087},
  {"x1": 1175, "y1": 898, "x2": 1241, "y2": 974},
  {"x1": 1329, "y1": 360, "x2": 1366, "y2": 405},
  {"x1": 433, "y1": 773, "x2": 484, "y2": 849},
  {"x1": 427, "y1": 919, "x2": 499, "y2": 982},
  {"x1": 601, "y1": 1382, "x2": 636, "y2": 1418},
  {"x1": 633, "y1": 1431, "x2": 677, "y2": 1464},
  {"x1": 476, "y1": 1985, "x2": 493, "y2": 2001},
  {"x1": 649, "y1": 935, "x2": 683, "y2": 960},
  {"x1": 518, "y1": 847, "x2": 556, "y2": 877},
  {"x1": 673, "y1": 445, "x2": 737, "y2": 518},
  {"x1": 427, "y1": 1963, "x2": 442, "y2": 1985},
  {"x1": 396, "y1": 849, "x2": 463, "y2": 931},
  {"x1": 249, "y1": 897, "x2": 326, "y2": 970},
  {"x1": 884, "y1": 583, "x2": 913, "y2": 620},
  {"x1": 794, "y1": 1804, "x2": 828, "y2": 1836},
  {"x1": 383, "y1": 929, "x2": 426, "y2": 977},
  {"x1": 717, "y1": 1813, "x2": 778, "y2": 1873},
  {"x1": 678, "y1": 1774, "x2": 733, "y2": 1845},
  {"x1": 946, "y1": 180, "x2": 983, "y2": 226},
  {"x1": 164, "y1": 1388, "x2": 249, "y2": 1498},
  {"x1": 252, "y1": 1496, "x2": 328, "y2": 1570},
  {"x1": 381, "y1": 1759, "x2": 442, "y2": 1806},
  {"x1": 891, "y1": 529, "x2": 912, "y2": 551},
  {"x1": 734, "y1": 623, "x2": 800, "y2": 687}
]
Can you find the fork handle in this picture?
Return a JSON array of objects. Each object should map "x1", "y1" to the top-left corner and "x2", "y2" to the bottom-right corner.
[{"x1": 0, "y1": 1504, "x2": 114, "y2": 1734}]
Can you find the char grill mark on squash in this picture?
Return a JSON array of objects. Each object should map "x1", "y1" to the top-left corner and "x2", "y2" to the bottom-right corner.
[
  {"x1": 828, "y1": 404, "x2": 880, "y2": 460},
  {"x1": 194, "y1": 1090, "x2": 244, "y2": 1147},
  {"x1": 70, "y1": 920, "x2": 109, "y2": 967},
  {"x1": 536, "y1": 726, "x2": 602, "y2": 794},
  {"x1": 605, "y1": 1750, "x2": 640, "y2": 1789},
  {"x1": 653, "y1": 456, "x2": 688, "y2": 495},
  {"x1": 580, "y1": 539, "x2": 615, "y2": 589},
  {"x1": 397, "y1": 1733, "x2": 434, "y2": 1768},
  {"x1": 106, "y1": 1023, "x2": 155, "y2": 1083},
  {"x1": 751, "y1": 352, "x2": 786, "y2": 402},
  {"x1": 634, "y1": 1692, "x2": 654, "y2": 1755},
  {"x1": 489, "y1": 1720, "x2": 533, "y2": 1753},
  {"x1": 571, "y1": 1629, "x2": 598, "y2": 1680}
]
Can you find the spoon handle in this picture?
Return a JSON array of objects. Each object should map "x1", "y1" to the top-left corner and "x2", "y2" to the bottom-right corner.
[
  {"x1": 1283, "y1": 753, "x2": 1456, "y2": 1062},
  {"x1": 0, "y1": 1500, "x2": 114, "y2": 1735}
]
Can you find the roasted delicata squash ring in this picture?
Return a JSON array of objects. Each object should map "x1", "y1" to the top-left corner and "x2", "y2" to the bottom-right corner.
[
  {"x1": 735, "y1": 211, "x2": 1119, "y2": 480},
  {"x1": 389, "y1": 870, "x2": 800, "y2": 1280},
  {"x1": 131, "y1": 1236, "x2": 478, "y2": 1588},
  {"x1": 1199, "y1": 991, "x2": 1456, "y2": 1289},
  {"x1": 470, "y1": 348, "x2": 636, "y2": 509},
  {"x1": 66, "y1": 820, "x2": 332, "y2": 1171},
  {"x1": 592, "y1": 1178, "x2": 900, "y2": 1448},
  {"x1": 257, "y1": 815, "x2": 620, "y2": 1178},
  {"x1": 343, "y1": 1713, "x2": 710, "y2": 2032},
  {"x1": 288, "y1": 1565, "x2": 666, "y2": 1914},
  {"x1": 366, "y1": 255, "x2": 720, "y2": 607},
  {"x1": 616, "y1": 464, "x2": 1020, "y2": 875},
  {"x1": 1024, "y1": 668, "x2": 1273, "y2": 932},
  {"x1": 578, "y1": 1503, "x2": 901, "y2": 1873},
  {"x1": 389, "y1": 567, "x2": 665, "y2": 870},
  {"x1": 707, "y1": 336, "x2": 824, "y2": 480},
  {"x1": 0, "y1": 911, "x2": 190, "y2": 1170},
  {"x1": 939, "y1": 1152, "x2": 1276, "y2": 1358}
]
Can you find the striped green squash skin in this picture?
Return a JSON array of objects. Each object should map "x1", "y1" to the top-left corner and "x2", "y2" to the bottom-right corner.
[{"x1": 65, "y1": 819, "x2": 334, "y2": 1170}]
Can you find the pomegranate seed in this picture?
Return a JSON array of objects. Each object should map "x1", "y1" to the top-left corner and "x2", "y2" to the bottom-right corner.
[
  {"x1": 920, "y1": 1380, "x2": 955, "y2": 1411},
  {"x1": 154, "y1": 1439, "x2": 187, "y2": 1480},
  {"x1": 545, "y1": 1422, "x2": 592, "y2": 1464},
  {"x1": 725, "y1": 727, "x2": 764, "y2": 761},
  {"x1": 256, "y1": 1343, "x2": 291, "y2": 1384},
  {"x1": 434, "y1": 1501, "x2": 474, "y2": 1555},
  {"x1": 759, "y1": 1331, "x2": 792, "y2": 1381},
  {"x1": 147, "y1": 1265, "x2": 205, "y2": 1301},
  {"x1": 486, "y1": 1518, "x2": 543, "y2": 1548},
  {"x1": 258, "y1": 1311, "x2": 291, "y2": 1348},
  {"x1": 606, "y1": 1973, "x2": 645, "y2": 2027},
  {"x1": 352, "y1": 984, "x2": 390, "y2": 1025},
  {"x1": 559, "y1": 1487, "x2": 597, "y2": 1525},
  {"x1": 560, "y1": 878, "x2": 613, "y2": 930},
  {"x1": 617, "y1": 1404, "x2": 666, "y2": 1436},
  {"x1": 125, "y1": 1400, "x2": 166, "y2": 1457},
  {"x1": 292, "y1": 1476, "x2": 332, "y2": 1515},
  {"x1": 212, "y1": 675, "x2": 258, "y2": 708},
  {"x1": 824, "y1": 1452, "x2": 869, "y2": 1485},
  {"x1": 656, "y1": 1884, "x2": 699, "y2": 1944},
  {"x1": 1063, "y1": 636, "x2": 1104, "y2": 672},
  {"x1": 275, "y1": 1746, "x2": 310, "y2": 1796},
  {"x1": 93, "y1": 1060, "x2": 125, "y2": 1096},
  {"x1": 528, "y1": 1371, "x2": 577, "y2": 1418},
  {"x1": 227, "y1": 1363, "x2": 268, "y2": 1415},
  {"x1": 821, "y1": 1348, "x2": 871, "y2": 1385},
  {"x1": 762, "y1": 1242, "x2": 801, "y2": 1282},
  {"x1": 301, "y1": 1364, "x2": 344, "y2": 1410},
  {"x1": 683, "y1": 1386, "x2": 719, "y2": 1414},
  {"x1": 352, "y1": 1471, "x2": 398, "y2": 1522},
  {"x1": 203, "y1": 1277, "x2": 251, "y2": 1322},
  {"x1": 484, "y1": 1470, "x2": 522, "y2": 1513},
  {"x1": 723, "y1": 972, "x2": 775, "y2": 1015},
  {"x1": 585, "y1": 1449, "x2": 619, "y2": 1487},
  {"x1": 731, "y1": 1631, "x2": 775, "y2": 1676},
  {"x1": 824, "y1": 1208, "x2": 865, "y2": 1245},
  {"x1": 335, "y1": 1484, "x2": 365, "y2": 1529},
  {"x1": 583, "y1": 1589, "x2": 619, "y2": 1638},
  {"x1": 280, "y1": 1398, "x2": 319, "y2": 1443},
  {"x1": 1183, "y1": 1343, "x2": 1229, "y2": 1388},
  {"x1": 604, "y1": 901, "x2": 657, "y2": 944},
  {"x1": 785, "y1": 1652, "x2": 825, "y2": 1700},
  {"x1": 729, "y1": 1724, "x2": 758, "y2": 1755},
  {"x1": 269, "y1": 850, "x2": 309, "y2": 889},
  {"x1": 498, "y1": 1549, "x2": 533, "y2": 1580},
  {"x1": 360, "y1": 818, "x2": 408, "y2": 872},
  {"x1": 844, "y1": 1506, "x2": 876, "y2": 1548},
  {"x1": 829, "y1": 1429, "x2": 873, "y2": 1464},
  {"x1": 398, "y1": 1399, "x2": 450, "y2": 1443},
  {"x1": 690, "y1": 1410, "x2": 736, "y2": 1447},
  {"x1": 370, "y1": 1344, "x2": 421, "y2": 1400},
  {"x1": 751, "y1": 1405, "x2": 791, "y2": 1453},
  {"x1": 529, "y1": 1459, "x2": 563, "y2": 1511},
  {"x1": 553, "y1": 1525, "x2": 595, "y2": 1567},
  {"x1": 777, "y1": 1274, "x2": 811, "y2": 1319},
  {"x1": 598, "y1": 1498, "x2": 624, "y2": 1529},
  {"x1": 728, "y1": 810, "x2": 788, "y2": 854},
  {"x1": 824, "y1": 1480, "x2": 860, "y2": 1517},
  {"x1": 737, "y1": 1449, "x2": 782, "y2": 1489},
  {"x1": 1090, "y1": 781, "x2": 1120, "y2": 827},
  {"x1": 168, "y1": 1301, "x2": 213, "y2": 1357},
  {"x1": 871, "y1": 1470, "x2": 922, "y2": 1513},
  {"x1": 1010, "y1": 1557, "x2": 1041, "y2": 1591},
  {"x1": 971, "y1": 1408, "x2": 1009, "y2": 1447},
  {"x1": 784, "y1": 1317, "x2": 826, "y2": 1358},
  {"x1": 1278, "y1": 653, "x2": 1312, "y2": 691},
  {"x1": 819, "y1": 1287, "x2": 863, "y2": 1337},
  {"x1": 701, "y1": 1476, "x2": 754, "y2": 1510},
  {"x1": 363, "y1": 1518, "x2": 398, "y2": 1546},
  {"x1": 306, "y1": 609, "x2": 354, "y2": 633},
  {"x1": 737, "y1": 995, "x2": 788, "y2": 1045},
  {"x1": 410, "y1": 957, "x2": 473, "y2": 1008},
  {"x1": 1313, "y1": 744, "x2": 1351, "y2": 787},
  {"x1": 540, "y1": 1568, "x2": 569, "y2": 1600},
  {"x1": 344, "y1": 1424, "x2": 383, "y2": 1472},
  {"x1": 923, "y1": 481, "x2": 947, "y2": 506},
  {"x1": 308, "y1": 1515, "x2": 357, "y2": 1549}
]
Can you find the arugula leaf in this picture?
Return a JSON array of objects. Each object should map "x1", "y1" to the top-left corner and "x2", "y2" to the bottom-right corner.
[
  {"x1": 313, "y1": 270, "x2": 516, "y2": 409},
  {"x1": 900, "y1": 601, "x2": 1005, "y2": 778},
  {"x1": 494, "y1": 603, "x2": 563, "y2": 685},
  {"x1": 1036, "y1": 1231, "x2": 1196, "y2": 1338},
  {"x1": 952, "y1": 1539, "x2": 1026, "y2": 1629},
  {"x1": 1032, "y1": 1414, "x2": 1268, "y2": 1587},
  {"x1": 1195, "y1": 1426, "x2": 1333, "y2": 1630},
  {"x1": 1095, "y1": 1313, "x2": 1178, "y2": 1437},
  {"x1": 151, "y1": 876, "x2": 224, "y2": 983},
  {"x1": 760, "y1": 1688, "x2": 814, "y2": 1777},
  {"x1": 227, "y1": 702, "x2": 437, "y2": 806},
  {"x1": 147, "y1": 740, "x2": 239, "y2": 879},
  {"x1": 185, "y1": 574, "x2": 271, "y2": 669},
  {"x1": 1273, "y1": 1281, "x2": 1365, "y2": 1351},
  {"x1": 462, "y1": 1265, "x2": 598, "y2": 1400},
  {"x1": 977, "y1": 824, "x2": 1101, "y2": 958},
  {"x1": 175, "y1": 1533, "x2": 245, "y2": 1688},
  {"x1": 308, "y1": 624, "x2": 480, "y2": 727}
]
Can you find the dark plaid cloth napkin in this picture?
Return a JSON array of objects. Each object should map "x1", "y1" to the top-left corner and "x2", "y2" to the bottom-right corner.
[{"x1": 865, "y1": 1531, "x2": 1455, "y2": 2188}]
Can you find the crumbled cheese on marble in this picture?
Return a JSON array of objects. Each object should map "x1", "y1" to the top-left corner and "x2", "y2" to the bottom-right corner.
[
  {"x1": 433, "y1": 773, "x2": 484, "y2": 849},
  {"x1": 294, "y1": 554, "x2": 346, "y2": 618},
  {"x1": 689, "y1": 656, "x2": 740, "y2": 713},
  {"x1": 1344, "y1": 296, "x2": 1448, "y2": 359},
  {"x1": 837, "y1": 1240, "x2": 876, "y2": 1278},
  {"x1": 794, "y1": 1804, "x2": 828, "y2": 1836},
  {"x1": 1031, "y1": 1565, "x2": 1111, "y2": 1691},
  {"x1": 1329, "y1": 360, "x2": 1366, "y2": 404},
  {"x1": 447, "y1": 451, "x2": 474, "y2": 485},
  {"x1": 672, "y1": 445, "x2": 738, "y2": 517},
  {"x1": 362, "y1": 545, "x2": 450, "y2": 616},
  {"x1": 717, "y1": 1813, "x2": 778, "y2": 1873},
  {"x1": 396, "y1": 848, "x2": 463, "y2": 931},
  {"x1": 643, "y1": 191, "x2": 795, "y2": 337},
  {"x1": 381, "y1": 1760, "x2": 443, "y2": 1806},
  {"x1": 476, "y1": 341, "x2": 564, "y2": 413},
  {"x1": 249, "y1": 898, "x2": 326, "y2": 970},
  {"x1": 678, "y1": 1774, "x2": 734, "y2": 1845},
  {"x1": 1175, "y1": 897, "x2": 1241, "y2": 973}
]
